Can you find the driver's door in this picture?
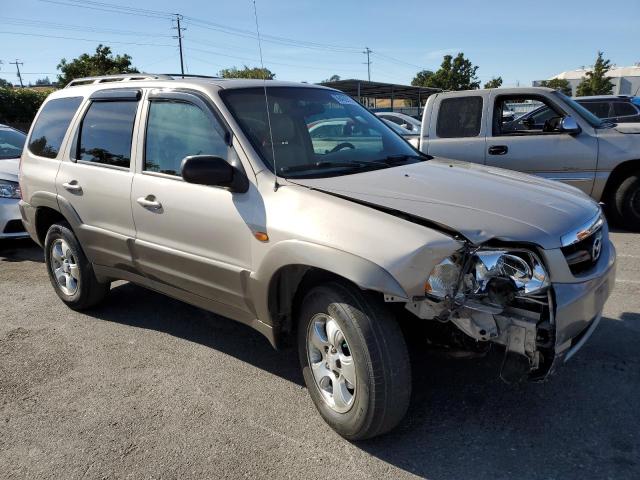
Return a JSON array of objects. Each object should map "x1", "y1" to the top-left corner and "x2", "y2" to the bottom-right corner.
[
  {"x1": 485, "y1": 93, "x2": 598, "y2": 195},
  {"x1": 130, "y1": 90, "x2": 257, "y2": 318}
]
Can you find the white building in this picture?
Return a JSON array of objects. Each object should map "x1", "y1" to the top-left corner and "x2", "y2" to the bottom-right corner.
[{"x1": 534, "y1": 64, "x2": 640, "y2": 96}]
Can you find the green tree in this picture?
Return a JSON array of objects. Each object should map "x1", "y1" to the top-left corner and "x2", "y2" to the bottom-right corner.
[
  {"x1": 35, "y1": 77, "x2": 52, "y2": 86},
  {"x1": 218, "y1": 66, "x2": 275, "y2": 80},
  {"x1": 322, "y1": 74, "x2": 341, "y2": 82},
  {"x1": 575, "y1": 51, "x2": 615, "y2": 96},
  {"x1": 538, "y1": 78, "x2": 572, "y2": 96},
  {"x1": 484, "y1": 77, "x2": 503, "y2": 89},
  {"x1": 411, "y1": 53, "x2": 480, "y2": 91},
  {"x1": 0, "y1": 78, "x2": 12, "y2": 88},
  {"x1": 57, "y1": 45, "x2": 138, "y2": 86}
]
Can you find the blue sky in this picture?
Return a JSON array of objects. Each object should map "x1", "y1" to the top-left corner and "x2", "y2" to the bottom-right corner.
[{"x1": 1, "y1": 0, "x2": 639, "y2": 87}]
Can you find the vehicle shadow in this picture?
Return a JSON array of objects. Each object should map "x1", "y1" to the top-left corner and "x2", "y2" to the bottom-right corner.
[
  {"x1": 0, "y1": 238, "x2": 43, "y2": 263},
  {"x1": 89, "y1": 282, "x2": 639, "y2": 479}
]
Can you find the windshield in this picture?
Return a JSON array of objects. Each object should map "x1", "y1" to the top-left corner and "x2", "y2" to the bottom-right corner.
[
  {"x1": 0, "y1": 127, "x2": 26, "y2": 159},
  {"x1": 551, "y1": 91, "x2": 606, "y2": 128},
  {"x1": 222, "y1": 87, "x2": 421, "y2": 178}
]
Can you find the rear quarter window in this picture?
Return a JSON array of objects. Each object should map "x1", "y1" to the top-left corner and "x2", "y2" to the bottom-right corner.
[
  {"x1": 436, "y1": 96, "x2": 483, "y2": 138},
  {"x1": 28, "y1": 97, "x2": 83, "y2": 158}
]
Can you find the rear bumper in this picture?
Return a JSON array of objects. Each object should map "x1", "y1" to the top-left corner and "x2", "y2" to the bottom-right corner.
[
  {"x1": 18, "y1": 200, "x2": 39, "y2": 244},
  {"x1": 0, "y1": 197, "x2": 28, "y2": 239}
]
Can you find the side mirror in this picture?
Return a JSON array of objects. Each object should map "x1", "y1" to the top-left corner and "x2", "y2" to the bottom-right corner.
[
  {"x1": 559, "y1": 116, "x2": 581, "y2": 135},
  {"x1": 180, "y1": 155, "x2": 249, "y2": 193}
]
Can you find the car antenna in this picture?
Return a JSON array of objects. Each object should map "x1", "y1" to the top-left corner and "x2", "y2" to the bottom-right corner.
[{"x1": 251, "y1": 0, "x2": 279, "y2": 191}]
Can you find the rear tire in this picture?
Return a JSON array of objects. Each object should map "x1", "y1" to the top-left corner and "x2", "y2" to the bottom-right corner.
[
  {"x1": 44, "y1": 222, "x2": 110, "y2": 310},
  {"x1": 609, "y1": 172, "x2": 640, "y2": 232},
  {"x1": 297, "y1": 281, "x2": 411, "y2": 440}
]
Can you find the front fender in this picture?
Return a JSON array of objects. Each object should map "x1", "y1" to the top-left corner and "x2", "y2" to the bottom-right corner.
[{"x1": 249, "y1": 239, "x2": 409, "y2": 329}]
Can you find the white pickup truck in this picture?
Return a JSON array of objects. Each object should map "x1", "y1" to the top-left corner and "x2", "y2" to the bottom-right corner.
[{"x1": 418, "y1": 87, "x2": 640, "y2": 231}]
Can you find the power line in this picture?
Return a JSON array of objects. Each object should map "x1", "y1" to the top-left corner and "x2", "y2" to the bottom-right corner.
[
  {"x1": 10, "y1": 59, "x2": 24, "y2": 87},
  {"x1": 0, "y1": 30, "x2": 175, "y2": 47}
]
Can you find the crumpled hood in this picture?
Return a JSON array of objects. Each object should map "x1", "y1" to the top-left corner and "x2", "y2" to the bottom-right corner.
[
  {"x1": 0, "y1": 158, "x2": 19, "y2": 181},
  {"x1": 290, "y1": 158, "x2": 601, "y2": 249},
  {"x1": 614, "y1": 123, "x2": 640, "y2": 134}
]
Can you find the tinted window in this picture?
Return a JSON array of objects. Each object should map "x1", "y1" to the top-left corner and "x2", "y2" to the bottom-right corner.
[
  {"x1": 612, "y1": 102, "x2": 638, "y2": 117},
  {"x1": 144, "y1": 101, "x2": 227, "y2": 176},
  {"x1": 77, "y1": 101, "x2": 137, "y2": 168},
  {"x1": 0, "y1": 128, "x2": 26, "y2": 159},
  {"x1": 28, "y1": 97, "x2": 82, "y2": 158},
  {"x1": 581, "y1": 102, "x2": 611, "y2": 118},
  {"x1": 436, "y1": 97, "x2": 483, "y2": 138}
]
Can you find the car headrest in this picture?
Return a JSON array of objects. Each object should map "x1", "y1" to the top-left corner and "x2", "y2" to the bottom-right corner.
[{"x1": 269, "y1": 114, "x2": 297, "y2": 143}]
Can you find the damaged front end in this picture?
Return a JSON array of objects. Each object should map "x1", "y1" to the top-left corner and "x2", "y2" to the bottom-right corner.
[{"x1": 402, "y1": 244, "x2": 556, "y2": 382}]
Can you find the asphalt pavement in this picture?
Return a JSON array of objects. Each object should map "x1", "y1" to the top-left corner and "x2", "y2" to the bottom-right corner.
[{"x1": 1, "y1": 231, "x2": 638, "y2": 479}]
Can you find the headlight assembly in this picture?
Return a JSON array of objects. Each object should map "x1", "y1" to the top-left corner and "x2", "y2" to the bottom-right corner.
[
  {"x1": 425, "y1": 248, "x2": 549, "y2": 303},
  {"x1": 0, "y1": 179, "x2": 21, "y2": 199}
]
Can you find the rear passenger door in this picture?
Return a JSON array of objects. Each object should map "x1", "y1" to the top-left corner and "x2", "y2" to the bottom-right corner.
[
  {"x1": 56, "y1": 88, "x2": 141, "y2": 268},
  {"x1": 424, "y1": 93, "x2": 487, "y2": 164}
]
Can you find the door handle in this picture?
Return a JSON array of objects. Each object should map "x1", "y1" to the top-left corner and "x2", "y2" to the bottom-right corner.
[
  {"x1": 488, "y1": 145, "x2": 509, "y2": 155},
  {"x1": 136, "y1": 195, "x2": 162, "y2": 210},
  {"x1": 62, "y1": 180, "x2": 82, "y2": 193}
]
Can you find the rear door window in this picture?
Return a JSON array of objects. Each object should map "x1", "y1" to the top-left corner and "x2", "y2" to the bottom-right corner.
[
  {"x1": 581, "y1": 102, "x2": 611, "y2": 118},
  {"x1": 28, "y1": 97, "x2": 82, "y2": 158},
  {"x1": 77, "y1": 101, "x2": 138, "y2": 168},
  {"x1": 436, "y1": 97, "x2": 483, "y2": 138},
  {"x1": 612, "y1": 102, "x2": 638, "y2": 117}
]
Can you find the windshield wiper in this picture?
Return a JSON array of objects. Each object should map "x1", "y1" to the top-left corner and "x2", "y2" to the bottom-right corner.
[
  {"x1": 281, "y1": 160, "x2": 380, "y2": 173},
  {"x1": 376, "y1": 153, "x2": 432, "y2": 165}
]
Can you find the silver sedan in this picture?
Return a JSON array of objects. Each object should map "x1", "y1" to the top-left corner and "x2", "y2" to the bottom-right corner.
[{"x1": 0, "y1": 124, "x2": 28, "y2": 239}]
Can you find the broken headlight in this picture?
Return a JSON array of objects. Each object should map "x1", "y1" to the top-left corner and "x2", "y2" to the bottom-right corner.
[{"x1": 425, "y1": 249, "x2": 549, "y2": 301}]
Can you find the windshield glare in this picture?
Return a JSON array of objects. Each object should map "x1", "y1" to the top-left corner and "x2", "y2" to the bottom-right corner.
[
  {"x1": 551, "y1": 91, "x2": 605, "y2": 128},
  {"x1": 222, "y1": 87, "x2": 420, "y2": 178},
  {"x1": 0, "y1": 127, "x2": 26, "y2": 159}
]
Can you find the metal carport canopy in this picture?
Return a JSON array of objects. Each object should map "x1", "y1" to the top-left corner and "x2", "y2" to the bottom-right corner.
[{"x1": 318, "y1": 79, "x2": 440, "y2": 101}]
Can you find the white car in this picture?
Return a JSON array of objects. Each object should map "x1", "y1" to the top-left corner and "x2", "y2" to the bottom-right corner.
[
  {"x1": 381, "y1": 119, "x2": 420, "y2": 148},
  {"x1": 375, "y1": 111, "x2": 421, "y2": 132},
  {"x1": 0, "y1": 124, "x2": 28, "y2": 238}
]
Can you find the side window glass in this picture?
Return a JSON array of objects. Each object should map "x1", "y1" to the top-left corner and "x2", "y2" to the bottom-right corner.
[
  {"x1": 612, "y1": 102, "x2": 637, "y2": 117},
  {"x1": 77, "y1": 101, "x2": 138, "y2": 168},
  {"x1": 144, "y1": 101, "x2": 227, "y2": 176},
  {"x1": 28, "y1": 97, "x2": 82, "y2": 158},
  {"x1": 436, "y1": 97, "x2": 482, "y2": 138},
  {"x1": 496, "y1": 97, "x2": 562, "y2": 135},
  {"x1": 582, "y1": 102, "x2": 611, "y2": 118}
]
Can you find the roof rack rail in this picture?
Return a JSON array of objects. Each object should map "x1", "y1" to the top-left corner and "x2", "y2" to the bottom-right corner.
[
  {"x1": 64, "y1": 73, "x2": 173, "y2": 88},
  {"x1": 65, "y1": 73, "x2": 220, "y2": 88},
  {"x1": 159, "y1": 74, "x2": 220, "y2": 79}
]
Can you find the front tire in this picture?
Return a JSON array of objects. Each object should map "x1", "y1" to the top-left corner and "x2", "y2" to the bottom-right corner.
[
  {"x1": 44, "y1": 222, "x2": 110, "y2": 310},
  {"x1": 609, "y1": 172, "x2": 640, "y2": 232},
  {"x1": 297, "y1": 281, "x2": 411, "y2": 440}
]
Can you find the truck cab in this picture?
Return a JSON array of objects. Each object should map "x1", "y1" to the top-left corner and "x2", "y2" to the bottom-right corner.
[{"x1": 419, "y1": 87, "x2": 640, "y2": 231}]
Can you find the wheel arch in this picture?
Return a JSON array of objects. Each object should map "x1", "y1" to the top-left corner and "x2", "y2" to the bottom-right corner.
[
  {"x1": 30, "y1": 192, "x2": 82, "y2": 246},
  {"x1": 251, "y1": 240, "x2": 408, "y2": 348},
  {"x1": 601, "y1": 159, "x2": 640, "y2": 204}
]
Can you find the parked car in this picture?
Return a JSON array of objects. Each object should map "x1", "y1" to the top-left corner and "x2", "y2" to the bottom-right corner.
[
  {"x1": 20, "y1": 75, "x2": 615, "y2": 440},
  {"x1": 419, "y1": 87, "x2": 640, "y2": 231},
  {"x1": 0, "y1": 124, "x2": 28, "y2": 239},
  {"x1": 575, "y1": 95, "x2": 640, "y2": 123},
  {"x1": 375, "y1": 111, "x2": 421, "y2": 132},
  {"x1": 381, "y1": 118, "x2": 420, "y2": 148}
]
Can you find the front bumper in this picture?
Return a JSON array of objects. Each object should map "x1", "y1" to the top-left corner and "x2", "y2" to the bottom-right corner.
[
  {"x1": 550, "y1": 239, "x2": 616, "y2": 368},
  {"x1": 0, "y1": 197, "x2": 28, "y2": 239}
]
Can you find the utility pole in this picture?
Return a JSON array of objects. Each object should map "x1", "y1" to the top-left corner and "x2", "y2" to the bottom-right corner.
[
  {"x1": 10, "y1": 59, "x2": 24, "y2": 87},
  {"x1": 363, "y1": 47, "x2": 372, "y2": 82},
  {"x1": 172, "y1": 14, "x2": 186, "y2": 77}
]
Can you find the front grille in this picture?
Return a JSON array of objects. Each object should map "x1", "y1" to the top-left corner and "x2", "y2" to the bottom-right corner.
[
  {"x1": 3, "y1": 219, "x2": 26, "y2": 234},
  {"x1": 561, "y1": 226, "x2": 603, "y2": 275}
]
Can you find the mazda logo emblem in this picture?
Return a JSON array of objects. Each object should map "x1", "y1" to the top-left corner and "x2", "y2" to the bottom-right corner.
[{"x1": 592, "y1": 231, "x2": 603, "y2": 261}]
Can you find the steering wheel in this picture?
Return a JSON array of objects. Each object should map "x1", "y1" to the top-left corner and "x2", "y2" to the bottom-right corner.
[{"x1": 329, "y1": 142, "x2": 355, "y2": 153}]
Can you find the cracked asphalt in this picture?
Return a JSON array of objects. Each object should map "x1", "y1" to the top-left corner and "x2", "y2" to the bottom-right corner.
[{"x1": 1, "y1": 230, "x2": 638, "y2": 479}]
